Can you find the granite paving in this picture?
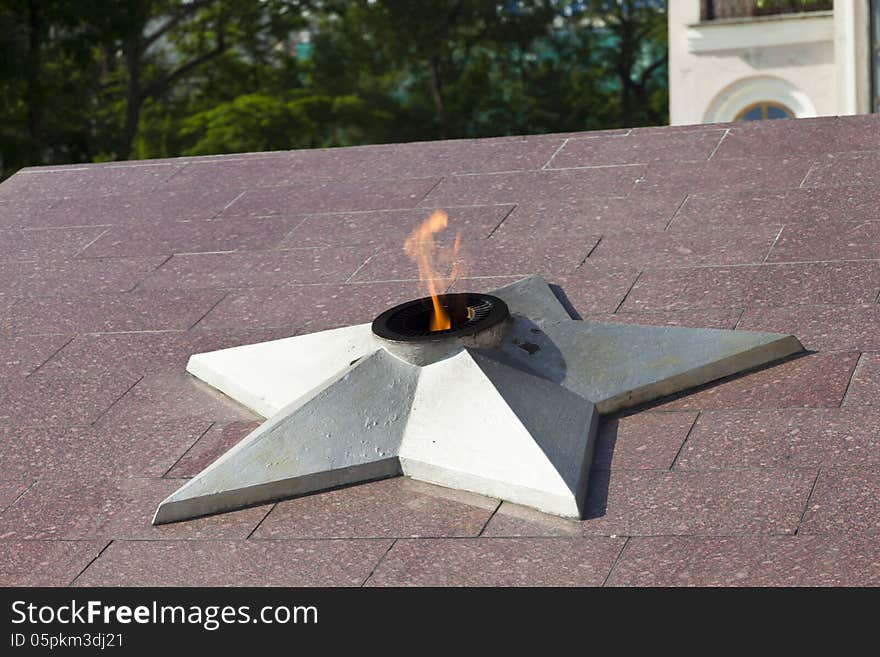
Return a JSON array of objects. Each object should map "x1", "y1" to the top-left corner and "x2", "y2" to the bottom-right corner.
[
  {"x1": 252, "y1": 478, "x2": 499, "y2": 540},
  {"x1": 0, "y1": 227, "x2": 108, "y2": 261},
  {"x1": 844, "y1": 353, "x2": 880, "y2": 406},
  {"x1": 1, "y1": 114, "x2": 878, "y2": 586},
  {"x1": 606, "y1": 534, "x2": 880, "y2": 586},
  {"x1": 6, "y1": 291, "x2": 227, "y2": 335},
  {"x1": 0, "y1": 334, "x2": 72, "y2": 378},
  {"x1": 589, "y1": 308, "x2": 743, "y2": 329},
  {"x1": 622, "y1": 262, "x2": 880, "y2": 312},
  {"x1": 0, "y1": 540, "x2": 108, "y2": 586}
]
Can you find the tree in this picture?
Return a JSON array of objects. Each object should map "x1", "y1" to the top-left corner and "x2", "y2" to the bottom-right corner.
[
  {"x1": 306, "y1": 0, "x2": 558, "y2": 141},
  {"x1": 0, "y1": 1, "x2": 669, "y2": 180},
  {"x1": 94, "y1": 0, "x2": 300, "y2": 159},
  {"x1": 303, "y1": 0, "x2": 666, "y2": 142},
  {"x1": 0, "y1": 0, "x2": 104, "y2": 175},
  {"x1": 589, "y1": 0, "x2": 668, "y2": 126}
]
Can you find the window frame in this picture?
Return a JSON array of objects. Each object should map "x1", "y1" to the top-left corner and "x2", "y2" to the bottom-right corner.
[
  {"x1": 733, "y1": 101, "x2": 795, "y2": 121},
  {"x1": 872, "y1": 0, "x2": 880, "y2": 113}
]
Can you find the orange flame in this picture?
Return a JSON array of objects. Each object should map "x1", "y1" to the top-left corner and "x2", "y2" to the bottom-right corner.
[{"x1": 403, "y1": 210, "x2": 463, "y2": 332}]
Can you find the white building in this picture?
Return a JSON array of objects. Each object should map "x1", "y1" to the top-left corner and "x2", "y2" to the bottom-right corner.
[{"x1": 669, "y1": 0, "x2": 877, "y2": 124}]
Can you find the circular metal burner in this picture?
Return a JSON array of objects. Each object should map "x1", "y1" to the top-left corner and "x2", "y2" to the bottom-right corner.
[{"x1": 372, "y1": 293, "x2": 509, "y2": 343}]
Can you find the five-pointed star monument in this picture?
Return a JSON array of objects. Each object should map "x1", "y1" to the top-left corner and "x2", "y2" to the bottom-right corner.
[{"x1": 153, "y1": 275, "x2": 804, "y2": 524}]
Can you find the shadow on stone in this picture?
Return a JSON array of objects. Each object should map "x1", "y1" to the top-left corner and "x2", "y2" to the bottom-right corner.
[
  {"x1": 489, "y1": 313, "x2": 569, "y2": 385},
  {"x1": 590, "y1": 416, "x2": 621, "y2": 472},
  {"x1": 582, "y1": 470, "x2": 610, "y2": 521},
  {"x1": 549, "y1": 283, "x2": 582, "y2": 320}
]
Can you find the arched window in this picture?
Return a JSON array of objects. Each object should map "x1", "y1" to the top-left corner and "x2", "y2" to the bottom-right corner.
[
  {"x1": 734, "y1": 102, "x2": 796, "y2": 121},
  {"x1": 704, "y1": 77, "x2": 815, "y2": 123}
]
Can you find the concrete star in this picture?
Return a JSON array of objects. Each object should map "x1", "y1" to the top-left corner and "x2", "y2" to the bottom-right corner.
[{"x1": 153, "y1": 276, "x2": 803, "y2": 524}]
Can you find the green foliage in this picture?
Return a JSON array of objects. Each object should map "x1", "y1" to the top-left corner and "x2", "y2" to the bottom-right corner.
[
  {"x1": 0, "y1": 0, "x2": 668, "y2": 180},
  {"x1": 178, "y1": 91, "x2": 379, "y2": 154}
]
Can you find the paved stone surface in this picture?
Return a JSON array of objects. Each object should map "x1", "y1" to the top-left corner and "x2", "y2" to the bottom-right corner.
[
  {"x1": 493, "y1": 193, "x2": 685, "y2": 236},
  {"x1": 549, "y1": 130, "x2": 725, "y2": 167},
  {"x1": 367, "y1": 537, "x2": 625, "y2": 586},
  {"x1": 607, "y1": 535, "x2": 880, "y2": 586},
  {"x1": 0, "y1": 478, "x2": 34, "y2": 512},
  {"x1": 254, "y1": 478, "x2": 498, "y2": 539},
  {"x1": 799, "y1": 467, "x2": 880, "y2": 535},
  {"x1": 80, "y1": 215, "x2": 303, "y2": 257},
  {"x1": 0, "y1": 477, "x2": 269, "y2": 540},
  {"x1": 352, "y1": 233, "x2": 601, "y2": 281},
  {"x1": 586, "y1": 223, "x2": 782, "y2": 268},
  {"x1": 280, "y1": 205, "x2": 513, "y2": 249},
  {"x1": 0, "y1": 199, "x2": 55, "y2": 229},
  {"x1": 803, "y1": 151, "x2": 880, "y2": 189},
  {"x1": 0, "y1": 540, "x2": 108, "y2": 586},
  {"x1": 35, "y1": 328, "x2": 291, "y2": 378},
  {"x1": 592, "y1": 411, "x2": 698, "y2": 470},
  {"x1": 1, "y1": 114, "x2": 878, "y2": 585},
  {"x1": 197, "y1": 281, "x2": 427, "y2": 332},
  {"x1": 712, "y1": 117, "x2": 880, "y2": 160},
  {"x1": 623, "y1": 262, "x2": 880, "y2": 313},
  {"x1": 674, "y1": 186, "x2": 880, "y2": 231},
  {"x1": 0, "y1": 335, "x2": 71, "y2": 378},
  {"x1": 0, "y1": 256, "x2": 166, "y2": 297},
  {"x1": 0, "y1": 164, "x2": 182, "y2": 201},
  {"x1": 421, "y1": 167, "x2": 643, "y2": 206},
  {"x1": 220, "y1": 178, "x2": 438, "y2": 216},
  {"x1": 676, "y1": 408, "x2": 880, "y2": 469},
  {"x1": 165, "y1": 421, "x2": 261, "y2": 478},
  {"x1": 42, "y1": 188, "x2": 246, "y2": 226},
  {"x1": 738, "y1": 304, "x2": 880, "y2": 352},
  {"x1": 166, "y1": 136, "x2": 564, "y2": 189},
  {"x1": 767, "y1": 221, "x2": 880, "y2": 263},
  {"x1": 0, "y1": 372, "x2": 142, "y2": 428},
  {"x1": 656, "y1": 352, "x2": 859, "y2": 411},
  {"x1": 0, "y1": 420, "x2": 211, "y2": 479},
  {"x1": 95, "y1": 372, "x2": 259, "y2": 427},
  {"x1": 75, "y1": 539, "x2": 391, "y2": 586},
  {"x1": 524, "y1": 268, "x2": 641, "y2": 315},
  {"x1": 0, "y1": 295, "x2": 16, "y2": 314},
  {"x1": 141, "y1": 247, "x2": 376, "y2": 290},
  {"x1": 485, "y1": 468, "x2": 814, "y2": 536},
  {"x1": 6, "y1": 291, "x2": 226, "y2": 335},
  {"x1": 748, "y1": 262, "x2": 880, "y2": 306},
  {"x1": 845, "y1": 353, "x2": 880, "y2": 406},
  {"x1": 621, "y1": 266, "x2": 756, "y2": 312},
  {"x1": 633, "y1": 156, "x2": 812, "y2": 195},
  {"x1": 0, "y1": 227, "x2": 107, "y2": 261}
]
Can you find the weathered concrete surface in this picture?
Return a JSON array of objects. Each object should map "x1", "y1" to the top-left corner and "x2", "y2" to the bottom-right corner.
[
  {"x1": 491, "y1": 275, "x2": 573, "y2": 324},
  {"x1": 491, "y1": 275, "x2": 804, "y2": 413},
  {"x1": 400, "y1": 349, "x2": 598, "y2": 518},
  {"x1": 374, "y1": 317, "x2": 510, "y2": 366},
  {"x1": 154, "y1": 348, "x2": 416, "y2": 524},
  {"x1": 497, "y1": 315, "x2": 804, "y2": 414},
  {"x1": 163, "y1": 274, "x2": 804, "y2": 524},
  {"x1": 159, "y1": 347, "x2": 598, "y2": 524},
  {"x1": 186, "y1": 323, "x2": 375, "y2": 417}
]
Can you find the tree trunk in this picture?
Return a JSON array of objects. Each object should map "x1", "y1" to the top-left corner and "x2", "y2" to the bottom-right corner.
[
  {"x1": 616, "y1": 16, "x2": 635, "y2": 125},
  {"x1": 120, "y1": 34, "x2": 143, "y2": 160},
  {"x1": 25, "y1": 0, "x2": 41, "y2": 165},
  {"x1": 428, "y1": 56, "x2": 447, "y2": 140}
]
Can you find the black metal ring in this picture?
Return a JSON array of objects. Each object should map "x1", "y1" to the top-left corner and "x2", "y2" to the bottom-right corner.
[{"x1": 372, "y1": 293, "x2": 509, "y2": 343}]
